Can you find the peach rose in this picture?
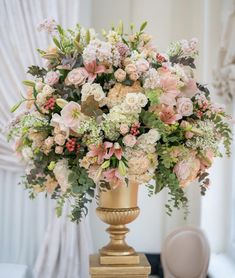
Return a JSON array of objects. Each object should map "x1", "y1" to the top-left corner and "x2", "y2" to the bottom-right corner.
[
  {"x1": 54, "y1": 134, "x2": 66, "y2": 146},
  {"x1": 125, "y1": 63, "x2": 137, "y2": 75},
  {"x1": 65, "y1": 68, "x2": 88, "y2": 86},
  {"x1": 129, "y1": 72, "x2": 139, "y2": 81},
  {"x1": 114, "y1": 69, "x2": 126, "y2": 82},
  {"x1": 136, "y1": 59, "x2": 149, "y2": 74},
  {"x1": 173, "y1": 154, "x2": 200, "y2": 187}
]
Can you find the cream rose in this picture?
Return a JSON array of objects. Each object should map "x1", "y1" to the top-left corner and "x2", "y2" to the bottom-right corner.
[
  {"x1": 119, "y1": 124, "x2": 129, "y2": 135},
  {"x1": 54, "y1": 134, "x2": 66, "y2": 146},
  {"x1": 125, "y1": 63, "x2": 137, "y2": 75},
  {"x1": 65, "y1": 68, "x2": 88, "y2": 86},
  {"x1": 176, "y1": 97, "x2": 193, "y2": 117},
  {"x1": 114, "y1": 69, "x2": 126, "y2": 82}
]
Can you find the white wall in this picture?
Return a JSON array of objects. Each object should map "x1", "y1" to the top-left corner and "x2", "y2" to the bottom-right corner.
[{"x1": 89, "y1": 0, "x2": 228, "y2": 254}]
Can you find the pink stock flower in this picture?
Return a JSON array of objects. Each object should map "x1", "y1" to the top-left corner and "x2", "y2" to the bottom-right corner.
[
  {"x1": 84, "y1": 60, "x2": 106, "y2": 83},
  {"x1": 159, "y1": 105, "x2": 182, "y2": 124},
  {"x1": 103, "y1": 168, "x2": 124, "y2": 187}
]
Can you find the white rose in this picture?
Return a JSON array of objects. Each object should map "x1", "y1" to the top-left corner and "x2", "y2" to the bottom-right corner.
[
  {"x1": 137, "y1": 93, "x2": 148, "y2": 107},
  {"x1": 125, "y1": 93, "x2": 138, "y2": 107}
]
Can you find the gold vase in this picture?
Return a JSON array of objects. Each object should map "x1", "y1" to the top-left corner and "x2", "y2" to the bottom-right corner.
[{"x1": 96, "y1": 181, "x2": 140, "y2": 265}]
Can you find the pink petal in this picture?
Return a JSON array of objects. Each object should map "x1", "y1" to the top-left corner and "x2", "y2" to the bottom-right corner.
[
  {"x1": 95, "y1": 64, "x2": 106, "y2": 74},
  {"x1": 115, "y1": 149, "x2": 123, "y2": 160},
  {"x1": 104, "y1": 142, "x2": 113, "y2": 149}
]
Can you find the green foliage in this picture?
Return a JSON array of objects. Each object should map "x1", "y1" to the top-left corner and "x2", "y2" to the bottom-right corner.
[
  {"x1": 145, "y1": 88, "x2": 162, "y2": 105},
  {"x1": 27, "y1": 66, "x2": 47, "y2": 77}
]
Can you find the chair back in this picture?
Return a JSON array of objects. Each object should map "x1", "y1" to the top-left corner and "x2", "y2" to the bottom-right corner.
[{"x1": 161, "y1": 226, "x2": 210, "y2": 278}]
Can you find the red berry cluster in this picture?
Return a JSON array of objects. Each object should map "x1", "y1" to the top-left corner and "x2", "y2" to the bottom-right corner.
[
  {"x1": 66, "y1": 138, "x2": 81, "y2": 153},
  {"x1": 44, "y1": 97, "x2": 55, "y2": 110},
  {"x1": 130, "y1": 123, "x2": 140, "y2": 136},
  {"x1": 156, "y1": 53, "x2": 166, "y2": 63}
]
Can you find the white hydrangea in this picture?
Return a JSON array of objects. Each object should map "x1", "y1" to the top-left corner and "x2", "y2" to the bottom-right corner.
[
  {"x1": 83, "y1": 39, "x2": 120, "y2": 67},
  {"x1": 21, "y1": 147, "x2": 33, "y2": 162},
  {"x1": 143, "y1": 68, "x2": 160, "y2": 89},
  {"x1": 137, "y1": 129, "x2": 161, "y2": 153},
  {"x1": 81, "y1": 83, "x2": 106, "y2": 103}
]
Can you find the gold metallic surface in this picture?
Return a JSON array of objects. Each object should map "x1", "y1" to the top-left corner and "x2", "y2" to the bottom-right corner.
[
  {"x1": 89, "y1": 253, "x2": 151, "y2": 278},
  {"x1": 96, "y1": 181, "x2": 140, "y2": 264}
]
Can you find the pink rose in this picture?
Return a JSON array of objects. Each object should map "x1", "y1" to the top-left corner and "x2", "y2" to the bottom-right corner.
[
  {"x1": 123, "y1": 134, "x2": 137, "y2": 147},
  {"x1": 136, "y1": 59, "x2": 149, "y2": 74},
  {"x1": 45, "y1": 71, "x2": 60, "y2": 86},
  {"x1": 176, "y1": 97, "x2": 193, "y2": 117},
  {"x1": 114, "y1": 69, "x2": 126, "y2": 82},
  {"x1": 159, "y1": 105, "x2": 182, "y2": 124},
  {"x1": 119, "y1": 124, "x2": 129, "y2": 135},
  {"x1": 173, "y1": 154, "x2": 200, "y2": 187},
  {"x1": 65, "y1": 68, "x2": 88, "y2": 86}
]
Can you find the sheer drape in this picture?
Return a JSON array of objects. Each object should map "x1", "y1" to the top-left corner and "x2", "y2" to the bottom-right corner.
[{"x1": 0, "y1": 1, "x2": 93, "y2": 277}]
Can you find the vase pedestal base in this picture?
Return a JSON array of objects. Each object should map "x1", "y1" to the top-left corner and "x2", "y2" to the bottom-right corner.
[
  {"x1": 100, "y1": 253, "x2": 140, "y2": 265},
  {"x1": 89, "y1": 253, "x2": 151, "y2": 278}
]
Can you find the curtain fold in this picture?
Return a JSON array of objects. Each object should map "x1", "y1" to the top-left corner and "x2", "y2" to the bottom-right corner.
[{"x1": 0, "y1": 1, "x2": 93, "y2": 277}]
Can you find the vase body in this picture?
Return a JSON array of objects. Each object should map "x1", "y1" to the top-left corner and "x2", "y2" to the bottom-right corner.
[{"x1": 96, "y1": 181, "x2": 140, "y2": 264}]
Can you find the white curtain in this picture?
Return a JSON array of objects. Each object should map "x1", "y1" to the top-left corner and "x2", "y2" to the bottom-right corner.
[{"x1": 0, "y1": 1, "x2": 93, "y2": 277}]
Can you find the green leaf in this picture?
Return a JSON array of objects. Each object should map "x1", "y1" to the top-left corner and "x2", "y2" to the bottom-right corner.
[
  {"x1": 53, "y1": 37, "x2": 61, "y2": 49},
  {"x1": 140, "y1": 21, "x2": 148, "y2": 32},
  {"x1": 22, "y1": 80, "x2": 35, "y2": 87},
  {"x1": 10, "y1": 100, "x2": 24, "y2": 112}
]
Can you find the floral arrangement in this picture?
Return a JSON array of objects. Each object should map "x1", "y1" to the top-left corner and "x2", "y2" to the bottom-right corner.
[{"x1": 8, "y1": 19, "x2": 232, "y2": 221}]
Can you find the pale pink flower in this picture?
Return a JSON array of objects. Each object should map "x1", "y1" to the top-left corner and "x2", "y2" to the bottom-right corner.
[
  {"x1": 106, "y1": 143, "x2": 123, "y2": 160},
  {"x1": 60, "y1": 101, "x2": 83, "y2": 130},
  {"x1": 87, "y1": 142, "x2": 113, "y2": 164},
  {"x1": 119, "y1": 124, "x2": 129, "y2": 135},
  {"x1": 199, "y1": 149, "x2": 214, "y2": 170},
  {"x1": 55, "y1": 146, "x2": 63, "y2": 154},
  {"x1": 45, "y1": 71, "x2": 60, "y2": 86},
  {"x1": 185, "y1": 131, "x2": 194, "y2": 139},
  {"x1": 173, "y1": 153, "x2": 200, "y2": 187},
  {"x1": 181, "y1": 79, "x2": 198, "y2": 98},
  {"x1": 176, "y1": 97, "x2": 193, "y2": 117},
  {"x1": 123, "y1": 134, "x2": 137, "y2": 147},
  {"x1": 136, "y1": 59, "x2": 149, "y2": 74},
  {"x1": 103, "y1": 168, "x2": 125, "y2": 187},
  {"x1": 116, "y1": 42, "x2": 130, "y2": 58},
  {"x1": 160, "y1": 75, "x2": 179, "y2": 94},
  {"x1": 84, "y1": 60, "x2": 106, "y2": 83},
  {"x1": 159, "y1": 105, "x2": 182, "y2": 124},
  {"x1": 65, "y1": 68, "x2": 88, "y2": 86},
  {"x1": 54, "y1": 134, "x2": 66, "y2": 146},
  {"x1": 37, "y1": 19, "x2": 57, "y2": 34}
]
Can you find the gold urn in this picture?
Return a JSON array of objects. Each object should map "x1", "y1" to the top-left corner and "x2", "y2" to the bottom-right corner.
[{"x1": 96, "y1": 181, "x2": 140, "y2": 265}]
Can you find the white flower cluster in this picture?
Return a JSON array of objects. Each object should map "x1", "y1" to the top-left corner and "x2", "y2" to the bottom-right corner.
[
  {"x1": 122, "y1": 92, "x2": 148, "y2": 113},
  {"x1": 137, "y1": 129, "x2": 161, "y2": 153},
  {"x1": 81, "y1": 83, "x2": 106, "y2": 104},
  {"x1": 53, "y1": 159, "x2": 72, "y2": 193},
  {"x1": 143, "y1": 68, "x2": 160, "y2": 89},
  {"x1": 82, "y1": 39, "x2": 120, "y2": 67}
]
